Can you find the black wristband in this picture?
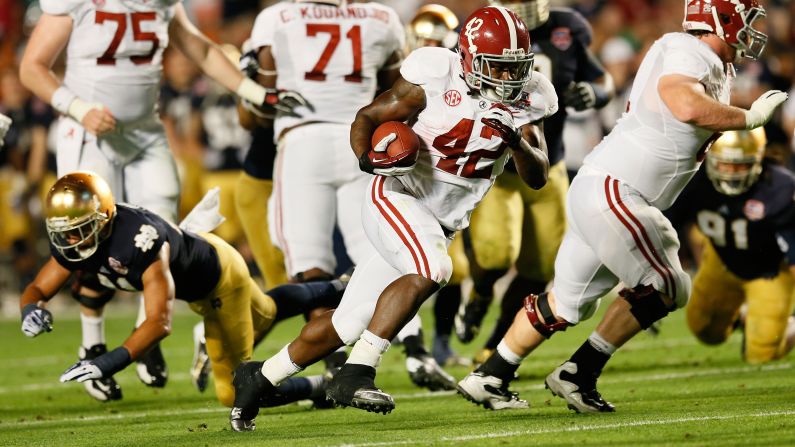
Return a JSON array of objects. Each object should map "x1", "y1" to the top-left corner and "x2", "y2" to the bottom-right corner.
[
  {"x1": 590, "y1": 82, "x2": 611, "y2": 109},
  {"x1": 21, "y1": 303, "x2": 39, "y2": 321},
  {"x1": 94, "y1": 346, "x2": 132, "y2": 377}
]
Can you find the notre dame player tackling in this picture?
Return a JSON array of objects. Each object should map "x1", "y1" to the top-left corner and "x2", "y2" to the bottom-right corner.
[
  {"x1": 19, "y1": 172, "x2": 346, "y2": 408},
  {"x1": 667, "y1": 129, "x2": 795, "y2": 363}
]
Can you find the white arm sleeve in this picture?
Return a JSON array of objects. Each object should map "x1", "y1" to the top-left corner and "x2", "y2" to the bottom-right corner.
[{"x1": 250, "y1": 5, "x2": 280, "y2": 50}]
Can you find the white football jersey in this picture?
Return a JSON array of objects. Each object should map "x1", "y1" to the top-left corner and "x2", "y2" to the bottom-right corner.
[
  {"x1": 250, "y1": 1, "x2": 405, "y2": 138},
  {"x1": 584, "y1": 33, "x2": 733, "y2": 210},
  {"x1": 41, "y1": 0, "x2": 178, "y2": 122},
  {"x1": 398, "y1": 47, "x2": 558, "y2": 231}
]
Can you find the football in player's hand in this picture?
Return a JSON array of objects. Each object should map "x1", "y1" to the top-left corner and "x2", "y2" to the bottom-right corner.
[{"x1": 370, "y1": 121, "x2": 420, "y2": 168}]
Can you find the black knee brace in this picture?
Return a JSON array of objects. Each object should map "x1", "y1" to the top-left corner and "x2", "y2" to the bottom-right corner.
[
  {"x1": 619, "y1": 285, "x2": 672, "y2": 330},
  {"x1": 524, "y1": 292, "x2": 570, "y2": 338},
  {"x1": 70, "y1": 271, "x2": 116, "y2": 310}
]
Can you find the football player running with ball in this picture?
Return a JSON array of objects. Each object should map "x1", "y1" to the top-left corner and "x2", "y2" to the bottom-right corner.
[
  {"x1": 20, "y1": 172, "x2": 347, "y2": 409},
  {"x1": 666, "y1": 129, "x2": 795, "y2": 364},
  {"x1": 19, "y1": 0, "x2": 306, "y2": 401},
  {"x1": 457, "y1": 0, "x2": 787, "y2": 412},
  {"x1": 229, "y1": 6, "x2": 557, "y2": 431}
]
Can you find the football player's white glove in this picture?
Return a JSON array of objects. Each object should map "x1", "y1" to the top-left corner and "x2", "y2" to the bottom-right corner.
[
  {"x1": 744, "y1": 90, "x2": 788, "y2": 129},
  {"x1": 60, "y1": 360, "x2": 103, "y2": 383},
  {"x1": 0, "y1": 113, "x2": 11, "y2": 147},
  {"x1": 60, "y1": 346, "x2": 131, "y2": 382},
  {"x1": 481, "y1": 105, "x2": 521, "y2": 147},
  {"x1": 21, "y1": 304, "x2": 53, "y2": 337},
  {"x1": 360, "y1": 133, "x2": 415, "y2": 177}
]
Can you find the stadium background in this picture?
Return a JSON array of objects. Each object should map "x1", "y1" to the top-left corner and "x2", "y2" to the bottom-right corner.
[{"x1": 0, "y1": 2, "x2": 794, "y2": 445}]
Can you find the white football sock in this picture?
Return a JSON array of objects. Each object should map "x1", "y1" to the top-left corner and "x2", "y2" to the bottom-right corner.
[
  {"x1": 347, "y1": 330, "x2": 391, "y2": 368},
  {"x1": 588, "y1": 331, "x2": 617, "y2": 356},
  {"x1": 81, "y1": 314, "x2": 105, "y2": 348},
  {"x1": 261, "y1": 345, "x2": 303, "y2": 386},
  {"x1": 496, "y1": 339, "x2": 525, "y2": 365}
]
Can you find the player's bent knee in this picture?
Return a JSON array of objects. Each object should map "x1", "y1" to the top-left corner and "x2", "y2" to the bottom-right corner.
[
  {"x1": 523, "y1": 292, "x2": 571, "y2": 338},
  {"x1": 620, "y1": 285, "x2": 673, "y2": 330}
]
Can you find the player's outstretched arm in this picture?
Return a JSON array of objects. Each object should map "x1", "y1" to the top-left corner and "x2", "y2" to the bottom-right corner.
[
  {"x1": 659, "y1": 74, "x2": 787, "y2": 131},
  {"x1": 124, "y1": 244, "x2": 175, "y2": 360},
  {"x1": 350, "y1": 77, "x2": 426, "y2": 161},
  {"x1": 60, "y1": 245, "x2": 175, "y2": 384},
  {"x1": 169, "y1": 6, "x2": 309, "y2": 118},
  {"x1": 19, "y1": 257, "x2": 72, "y2": 337}
]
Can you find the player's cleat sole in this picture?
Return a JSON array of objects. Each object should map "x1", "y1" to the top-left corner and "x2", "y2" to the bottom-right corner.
[
  {"x1": 326, "y1": 364, "x2": 394, "y2": 415},
  {"x1": 191, "y1": 322, "x2": 211, "y2": 393},
  {"x1": 545, "y1": 362, "x2": 615, "y2": 413},
  {"x1": 79, "y1": 345, "x2": 122, "y2": 402},
  {"x1": 136, "y1": 342, "x2": 168, "y2": 388},
  {"x1": 230, "y1": 361, "x2": 275, "y2": 432},
  {"x1": 229, "y1": 407, "x2": 255, "y2": 432},
  {"x1": 456, "y1": 372, "x2": 528, "y2": 410},
  {"x1": 406, "y1": 355, "x2": 457, "y2": 391}
]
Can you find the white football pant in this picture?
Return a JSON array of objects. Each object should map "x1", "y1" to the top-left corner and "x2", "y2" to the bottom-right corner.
[
  {"x1": 55, "y1": 116, "x2": 179, "y2": 223},
  {"x1": 551, "y1": 166, "x2": 691, "y2": 324},
  {"x1": 332, "y1": 175, "x2": 453, "y2": 344},
  {"x1": 269, "y1": 123, "x2": 373, "y2": 277}
]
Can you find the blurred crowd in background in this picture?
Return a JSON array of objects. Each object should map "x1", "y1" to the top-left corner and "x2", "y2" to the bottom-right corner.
[{"x1": 1, "y1": 0, "x2": 795, "y2": 311}]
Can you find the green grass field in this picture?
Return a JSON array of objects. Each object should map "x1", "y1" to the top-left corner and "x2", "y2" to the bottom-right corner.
[{"x1": 1, "y1": 298, "x2": 794, "y2": 447}]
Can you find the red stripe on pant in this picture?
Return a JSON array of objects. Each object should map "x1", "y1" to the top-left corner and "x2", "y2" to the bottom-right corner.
[
  {"x1": 610, "y1": 179, "x2": 676, "y2": 298},
  {"x1": 604, "y1": 176, "x2": 671, "y2": 297},
  {"x1": 370, "y1": 176, "x2": 428, "y2": 278}
]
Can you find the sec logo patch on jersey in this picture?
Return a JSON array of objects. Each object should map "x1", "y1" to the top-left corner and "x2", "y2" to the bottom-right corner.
[{"x1": 444, "y1": 89, "x2": 462, "y2": 107}]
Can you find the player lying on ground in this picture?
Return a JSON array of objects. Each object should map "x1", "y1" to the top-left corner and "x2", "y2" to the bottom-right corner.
[
  {"x1": 666, "y1": 129, "x2": 795, "y2": 363},
  {"x1": 20, "y1": 171, "x2": 346, "y2": 408}
]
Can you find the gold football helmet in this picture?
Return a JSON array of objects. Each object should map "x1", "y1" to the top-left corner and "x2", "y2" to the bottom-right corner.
[
  {"x1": 706, "y1": 128, "x2": 766, "y2": 196},
  {"x1": 45, "y1": 171, "x2": 116, "y2": 261},
  {"x1": 407, "y1": 4, "x2": 459, "y2": 50},
  {"x1": 488, "y1": 0, "x2": 550, "y2": 30}
]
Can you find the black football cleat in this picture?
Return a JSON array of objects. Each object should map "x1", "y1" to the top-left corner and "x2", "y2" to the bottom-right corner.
[
  {"x1": 79, "y1": 344, "x2": 123, "y2": 402},
  {"x1": 325, "y1": 364, "x2": 394, "y2": 415},
  {"x1": 230, "y1": 361, "x2": 276, "y2": 432},
  {"x1": 545, "y1": 362, "x2": 615, "y2": 413},
  {"x1": 136, "y1": 342, "x2": 168, "y2": 388}
]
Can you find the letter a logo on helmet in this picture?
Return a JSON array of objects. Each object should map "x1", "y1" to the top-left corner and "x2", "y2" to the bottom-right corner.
[
  {"x1": 682, "y1": 0, "x2": 768, "y2": 60},
  {"x1": 458, "y1": 6, "x2": 535, "y2": 104}
]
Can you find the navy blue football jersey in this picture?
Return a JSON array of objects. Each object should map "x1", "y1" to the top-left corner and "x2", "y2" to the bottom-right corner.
[
  {"x1": 666, "y1": 162, "x2": 795, "y2": 279},
  {"x1": 51, "y1": 205, "x2": 221, "y2": 301},
  {"x1": 529, "y1": 7, "x2": 605, "y2": 165}
]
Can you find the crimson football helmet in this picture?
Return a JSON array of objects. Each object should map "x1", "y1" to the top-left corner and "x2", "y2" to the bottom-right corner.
[
  {"x1": 45, "y1": 171, "x2": 116, "y2": 261},
  {"x1": 459, "y1": 6, "x2": 534, "y2": 104},
  {"x1": 682, "y1": 0, "x2": 767, "y2": 60}
]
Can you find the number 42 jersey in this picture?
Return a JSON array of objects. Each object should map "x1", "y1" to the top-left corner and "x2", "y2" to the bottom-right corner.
[
  {"x1": 41, "y1": 0, "x2": 179, "y2": 123},
  {"x1": 399, "y1": 47, "x2": 558, "y2": 231}
]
